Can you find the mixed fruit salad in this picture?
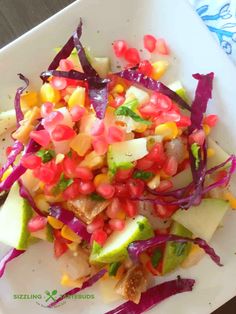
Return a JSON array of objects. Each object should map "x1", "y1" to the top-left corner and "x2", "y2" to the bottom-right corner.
[{"x1": 0, "y1": 20, "x2": 236, "y2": 313}]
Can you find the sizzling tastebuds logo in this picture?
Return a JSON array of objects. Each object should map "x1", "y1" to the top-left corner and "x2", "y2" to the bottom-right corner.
[{"x1": 13, "y1": 290, "x2": 95, "y2": 308}]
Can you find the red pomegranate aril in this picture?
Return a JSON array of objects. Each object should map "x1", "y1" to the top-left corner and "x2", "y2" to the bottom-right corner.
[
  {"x1": 204, "y1": 114, "x2": 219, "y2": 127},
  {"x1": 107, "y1": 126, "x2": 124, "y2": 143},
  {"x1": 30, "y1": 130, "x2": 50, "y2": 147},
  {"x1": 54, "y1": 239, "x2": 68, "y2": 258},
  {"x1": 147, "y1": 142, "x2": 166, "y2": 164},
  {"x1": 51, "y1": 124, "x2": 76, "y2": 141},
  {"x1": 109, "y1": 219, "x2": 125, "y2": 231},
  {"x1": 70, "y1": 105, "x2": 86, "y2": 122},
  {"x1": 97, "y1": 183, "x2": 115, "y2": 199},
  {"x1": 114, "y1": 183, "x2": 129, "y2": 197},
  {"x1": 124, "y1": 48, "x2": 140, "y2": 65},
  {"x1": 156, "y1": 180, "x2": 173, "y2": 192},
  {"x1": 91, "y1": 229, "x2": 107, "y2": 246},
  {"x1": 163, "y1": 156, "x2": 178, "y2": 176},
  {"x1": 103, "y1": 224, "x2": 112, "y2": 235},
  {"x1": 87, "y1": 217, "x2": 104, "y2": 234},
  {"x1": 127, "y1": 178, "x2": 145, "y2": 197},
  {"x1": 21, "y1": 154, "x2": 41, "y2": 170},
  {"x1": 75, "y1": 166, "x2": 93, "y2": 181},
  {"x1": 176, "y1": 115, "x2": 191, "y2": 127},
  {"x1": 43, "y1": 111, "x2": 64, "y2": 130},
  {"x1": 63, "y1": 156, "x2": 78, "y2": 178},
  {"x1": 139, "y1": 103, "x2": 160, "y2": 117},
  {"x1": 151, "y1": 93, "x2": 173, "y2": 112},
  {"x1": 78, "y1": 180, "x2": 95, "y2": 195},
  {"x1": 62, "y1": 181, "x2": 80, "y2": 200},
  {"x1": 113, "y1": 40, "x2": 128, "y2": 58},
  {"x1": 59, "y1": 59, "x2": 74, "y2": 71},
  {"x1": 115, "y1": 168, "x2": 133, "y2": 182},
  {"x1": 189, "y1": 129, "x2": 205, "y2": 146},
  {"x1": 154, "y1": 204, "x2": 178, "y2": 219},
  {"x1": 92, "y1": 136, "x2": 108, "y2": 155},
  {"x1": 28, "y1": 216, "x2": 47, "y2": 232},
  {"x1": 90, "y1": 120, "x2": 105, "y2": 136},
  {"x1": 156, "y1": 38, "x2": 169, "y2": 55},
  {"x1": 138, "y1": 60, "x2": 153, "y2": 76},
  {"x1": 123, "y1": 200, "x2": 138, "y2": 218},
  {"x1": 143, "y1": 34, "x2": 157, "y2": 53},
  {"x1": 5, "y1": 146, "x2": 13, "y2": 156},
  {"x1": 161, "y1": 110, "x2": 180, "y2": 123},
  {"x1": 51, "y1": 77, "x2": 67, "y2": 90},
  {"x1": 34, "y1": 166, "x2": 56, "y2": 184},
  {"x1": 136, "y1": 157, "x2": 154, "y2": 170},
  {"x1": 41, "y1": 102, "x2": 54, "y2": 117},
  {"x1": 106, "y1": 198, "x2": 121, "y2": 218}
]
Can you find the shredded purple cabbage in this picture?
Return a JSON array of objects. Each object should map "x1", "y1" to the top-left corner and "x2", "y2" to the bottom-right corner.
[
  {"x1": 0, "y1": 248, "x2": 25, "y2": 278},
  {"x1": 128, "y1": 234, "x2": 222, "y2": 266},
  {"x1": 116, "y1": 68, "x2": 191, "y2": 111},
  {"x1": 48, "y1": 268, "x2": 106, "y2": 308},
  {"x1": 14, "y1": 73, "x2": 29, "y2": 126},
  {"x1": 49, "y1": 205, "x2": 91, "y2": 242},
  {"x1": 88, "y1": 80, "x2": 109, "y2": 119},
  {"x1": 105, "y1": 277, "x2": 195, "y2": 314}
]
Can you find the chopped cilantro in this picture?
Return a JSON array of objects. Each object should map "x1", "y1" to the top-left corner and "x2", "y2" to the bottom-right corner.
[
  {"x1": 90, "y1": 193, "x2": 105, "y2": 202},
  {"x1": 115, "y1": 106, "x2": 151, "y2": 125},
  {"x1": 53, "y1": 174, "x2": 73, "y2": 195},
  {"x1": 133, "y1": 170, "x2": 154, "y2": 180},
  {"x1": 36, "y1": 149, "x2": 55, "y2": 163}
]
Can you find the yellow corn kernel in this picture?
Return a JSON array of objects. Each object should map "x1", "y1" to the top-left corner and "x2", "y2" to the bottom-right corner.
[
  {"x1": 61, "y1": 274, "x2": 83, "y2": 288},
  {"x1": 181, "y1": 244, "x2": 205, "y2": 268},
  {"x1": 70, "y1": 133, "x2": 92, "y2": 157},
  {"x1": 116, "y1": 210, "x2": 126, "y2": 220},
  {"x1": 61, "y1": 225, "x2": 82, "y2": 243},
  {"x1": 151, "y1": 60, "x2": 169, "y2": 80},
  {"x1": 135, "y1": 123, "x2": 148, "y2": 133},
  {"x1": 223, "y1": 191, "x2": 236, "y2": 209},
  {"x1": 112, "y1": 84, "x2": 125, "y2": 94},
  {"x1": 94, "y1": 174, "x2": 110, "y2": 187},
  {"x1": 68, "y1": 86, "x2": 85, "y2": 108},
  {"x1": 147, "y1": 174, "x2": 161, "y2": 190},
  {"x1": 47, "y1": 215, "x2": 64, "y2": 229},
  {"x1": 155, "y1": 122, "x2": 178, "y2": 140},
  {"x1": 34, "y1": 194, "x2": 50, "y2": 213},
  {"x1": 21, "y1": 91, "x2": 38, "y2": 109},
  {"x1": 1, "y1": 166, "x2": 13, "y2": 181},
  {"x1": 12, "y1": 122, "x2": 34, "y2": 144},
  {"x1": 207, "y1": 148, "x2": 215, "y2": 158},
  {"x1": 79, "y1": 151, "x2": 105, "y2": 170},
  {"x1": 139, "y1": 253, "x2": 150, "y2": 265},
  {"x1": 45, "y1": 194, "x2": 64, "y2": 203},
  {"x1": 203, "y1": 124, "x2": 211, "y2": 135},
  {"x1": 27, "y1": 106, "x2": 41, "y2": 124},
  {"x1": 40, "y1": 83, "x2": 60, "y2": 103}
]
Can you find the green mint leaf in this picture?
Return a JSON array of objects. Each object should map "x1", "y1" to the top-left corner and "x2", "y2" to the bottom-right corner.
[
  {"x1": 90, "y1": 193, "x2": 105, "y2": 202},
  {"x1": 108, "y1": 262, "x2": 121, "y2": 277},
  {"x1": 191, "y1": 143, "x2": 200, "y2": 169},
  {"x1": 36, "y1": 149, "x2": 55, "y2": 163},
  {"x1": 115, "y1": 106, "x2": 151, "y2": 125},
  {"x1": 53, "y1": 174, "x2": 73, "y2": 195},
  {"x1": 133, "y1": 170, "x2": 154, "y2": 180},
  {"x1": 151, "y1": 248, "x2": 162, "y2": 268}
]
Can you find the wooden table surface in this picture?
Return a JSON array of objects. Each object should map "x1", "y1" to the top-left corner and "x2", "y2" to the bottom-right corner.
[{"x1": 0, "y1": 0, "x2": 235, "y2": 313}]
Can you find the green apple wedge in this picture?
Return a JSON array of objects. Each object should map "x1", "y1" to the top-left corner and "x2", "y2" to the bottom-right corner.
[
  {"x1": 30, "y1": 224, "x2": 54, "y2": 244},
  {"x1": 162, "y1": 222, "x2": 192, "y2": 274},
  {"x1": 168, "y1": 81, "x2": 189, "y2": 103},
  {"x1": 90, "y1": 215, "x2": 154, "y2": 264},
  {"x1": 172, "y1": 198, "x2": 229, "y2": 241},
  {"x1": 0, "y1": 183, "x2": 33, "y2": 249}
]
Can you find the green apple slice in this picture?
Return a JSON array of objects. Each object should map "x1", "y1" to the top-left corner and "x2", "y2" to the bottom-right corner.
[
  {"x1": 30, "y1": 224, "x2": 54, "y2": 243},
  {"x1": 0, "y1": 183, "x2": 33, "y2": 249},
  {"x1": 168, "y1": 81, "x2": 189, "y2": 103},
  {"x1": 172, "y1": 198, "x2": 229, "y2": 241},
  {"x1": 90, "y1": 215, "x2": 154, "y2": 264}
]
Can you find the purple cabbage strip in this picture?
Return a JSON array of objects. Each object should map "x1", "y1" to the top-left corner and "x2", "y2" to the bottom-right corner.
[
  {"x1": 116, "y1": 68, "x2": 191, "y2": 111},
  {"x1": 48, "y1": 268, "x2": 106, "y2": 308},
  {"x1": 0, "y1": 141, "x2": 24, "y2": 179},
  {"x1": 48, "y1": 19, "x2": 82, "y2": 70},
  {"x1": 0, "y1": 248, "x2": 25, "y2": 278},
  {"x1": 49, "y1": 204, "x2": 91, "y2": 242},
  {"x1": 14, "y1": 73, "x2": 29, "y2": 126},
  {"x1": 128, "y1": 234, "x2": 222, "y2": 266},
  {"x1": 105, "y1": 277, "x2": 195, "y2": 314},
  {"x1": 88, "y1": 81, "x2": 109, "y2": 119}
]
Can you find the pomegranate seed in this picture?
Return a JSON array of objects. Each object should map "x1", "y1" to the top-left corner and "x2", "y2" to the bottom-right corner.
[
  {"x1": 62, "y1": 181, "x2": 80, "y2": 200},
  {"x1": 78, "y1": 180, "x2": 95, "y2": 195},
  {"x1": 147, "y1": 142, "x2": 166, "y2": 164},
  {"x1": 138, "y1": 60, "x2": 153, "y2": 76},
  {"x1": 127, "y1": 178, "x2": 145, "y2": 197},
  {"x1": 115, "y1": 168, "x2": 133, "y2": 182},
  {"x1": 28, "y1": 216, "x2": 47, "y2": 232},
  {"x1": 156, "y1": 180, "x2": 173, "y2": 192},
  {"x1": 90, "y1": 120, "x2": 105, "y2": 136},
  {"x1": 97, "y1": 183, "x2": 115, "y2": 199},
  {"x1": 113, "y1": 40, "x2": 128, "y2": 58},
  {"x1": 139, "y1": 103, "x2": 160, "y2": 117},
  {"x1": 114, "y1": 183, "x2": 129, "y2": 197},
  {"x1": 176, "y1": 115, "x2": 191, "y2": 127},
  {"x1": 51, "y1": 124, "x2": 76, "y2": 141},
  {"x1": 87, "y1": 217, "x2": 104, "y2": 234},
  {"x1": 160, "y1": 110, "x2": 181, "y2": 123},
  {"x1": 59, "y1": 59, "x2": 74, "y2": 71},
  {"x1": 70, "y1": 105, "x2": 86, "y2": 122},
  {"x1": 21, "y1": 154, "x2": 41, "y2": 170},
  {"x1": 5, "y1": 146, "x2": 13, "y2": 156},
  {"x1": 204, "y1": 114, "x2": 219, "y2": 127},
  {"x1": 54, "y1": 239, "x2": 68, "y2": 258},
  {"x1": 123, "y1": 200, "x2": 138, "y2": 217},
  {"x1": 41, "y1": 102, "x2": 54, "y2": 117},
  {"x1": 189, "y1": 129, "x2": 205, "y2": 146},
  {"x1": 106, "y1": 198, "x2": 121, "y2": 218},
  {"x1": 154, "y1": 204, "x2": 177, "y2": 219},
  {"x1": 51, "y1": 77, "x2": 67, "y2": 90},
  {"x1": 143, "y1": 34, "x2": 157, "y2": 53},
  {"x1": 124, "y1": 48, "x2": 140, "y2": 65},
  {"x1": 107, "y1": 126, "x2": 124, "y2": 143},
  {"x1": 43, "y1": 111, "x2": 64, "y2": 130},
  {"x1": 92, "y1": 136, "x2": 108, "y2": 155},
  {"x1": 151, "y1": 93, "x2": 173, "y2": 112},
  {"x1": 91, "y1": 229, "x2": 107, "y2": 246},
  {"x1": 163, "y1": 156, "x2": 178, "y2": 176},
  {"x1": 109, "y1": 219, "x2": 125, "y2": 231},
  {"x1": 30, "y1": 130, "x2": 50, "y2": 147},
  {"x1": 75, "y1": 166, "x2": 93, "y2": 181},
  {"x1": 103, "y1": 224, "x2": 112, "y2": 235},
  {"x1": 156, "y1": 38, "x2": 169, "y2": 55},
  {"x1": 136, "y1": 157, "x2": 154, "y2": 170},
  {"x1": 34, "y1": 166, "x2": 56, "y2": 184},
  {"x1": 63, "y1": 156, "x2": 79, "y2": 178}
]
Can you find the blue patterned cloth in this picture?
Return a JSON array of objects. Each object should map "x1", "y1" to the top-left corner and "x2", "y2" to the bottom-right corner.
[{"x1": 190, "y1": 0, "x2": 236, "y2": 64}]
